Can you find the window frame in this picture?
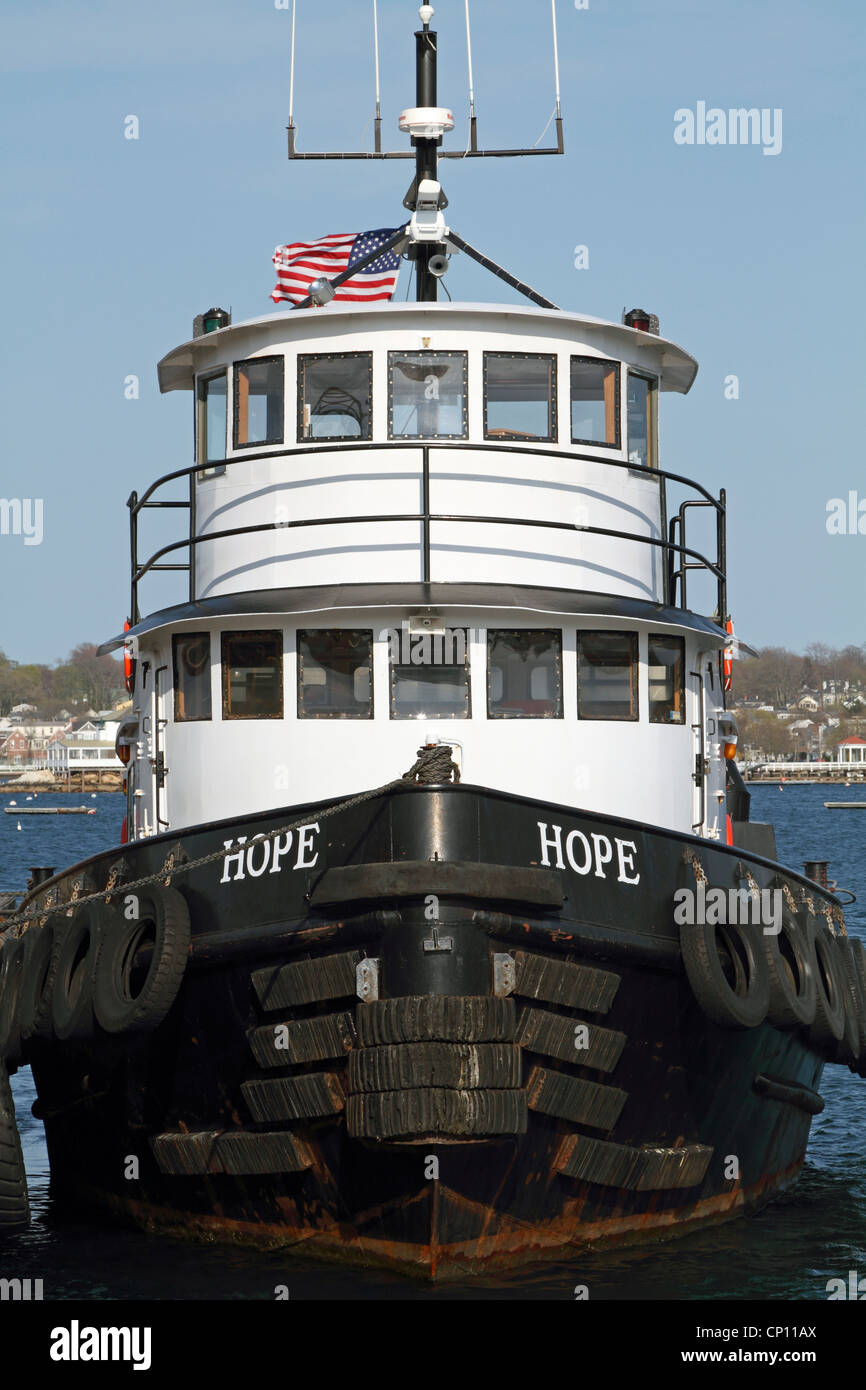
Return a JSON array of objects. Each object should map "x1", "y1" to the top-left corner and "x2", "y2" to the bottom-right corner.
[
  {"x1": 576, "y1": 629, "x2": 639, "y2": 721},
  {"x1": 297, "y1": 351, "x2": 373, "y2": 444},
  {"x1": 387, "y1": 350, "x2": 469, "y2": 441},
  {"x1": 626, "y1": 370, "x2": 658, "y2": 470},
  {"x1": 232, "y1": 355, "x2": 285, "y2": 450},
  {"x1": 195, "y1": 369, "x2": 228, "y2": 478},
  {"x1": 486, "y1": 629, "x2": 564, "y2": 719},
  {"x1": 221, "y1": 629, "x2": 284, "y2": 721},
  {"x1": 570, "y1": 355, "x2": 621, "y2": 451},
  {"x1": 482, "y1": 351, "x2": 558, "y2": 444},
  {"x1": 388, "y1": 626, "x2": 472, "y2": 720},
  {"x1": 648, "y1": 633, "x2": 685, "y2": 725},
  {"x1": 297, "y1": 628, "x2": 375, "y2": 720},
  {"x1": 172, "y1": 632, "x2": 213, "y2": 723}
]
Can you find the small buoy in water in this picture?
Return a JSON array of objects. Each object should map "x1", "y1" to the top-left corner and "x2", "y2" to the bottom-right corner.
[
  {"x1": 91, "y1": 793, "x2": 97, "y2": 798},
  {"x1": 26, "y1": 796, "x2": 32, "y2": 801},
  {"x1": 16, "y1": 821, "x2": 22, "y2": 831},
  {"x1": 9, "y1": 800, "x2": 16, "y2": 806}
]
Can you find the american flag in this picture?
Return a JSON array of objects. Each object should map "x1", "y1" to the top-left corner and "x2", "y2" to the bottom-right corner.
[{"x1": 271, "y1": 228, "x2": 402, "y2": 305}]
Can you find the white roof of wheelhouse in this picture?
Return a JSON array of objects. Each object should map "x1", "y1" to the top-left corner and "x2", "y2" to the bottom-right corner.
[{"x1": 157, "y1": 301, "x2": 699, "y2": 396}]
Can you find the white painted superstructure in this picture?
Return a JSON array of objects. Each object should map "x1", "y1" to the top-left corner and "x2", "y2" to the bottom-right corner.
[{"x1": 113, "y1": 300, "x2": 729, "y2": 846}]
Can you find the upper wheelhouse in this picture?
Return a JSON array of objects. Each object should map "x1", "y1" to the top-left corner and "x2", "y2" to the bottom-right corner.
[{"x1": 145, "y1": 301, "x2": 704, "y2": 612}]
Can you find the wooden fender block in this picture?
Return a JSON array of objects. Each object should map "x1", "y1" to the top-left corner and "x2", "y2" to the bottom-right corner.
[
  {"x1": 556, "y1": 1133, "x2": 713, "y2": 1191},
  {"x1": 151, "y1": 1128, "x2": 312, "y2": 1176},
  {"x1": 241, "y1": 1072, "x2": 345, "y2": 1123},
  {"x1": 348, "y1": 1041, "x2": 522, "y2": 1093},
  {"x1": 516, "y1": 1005, "x2": 626, "y2": 1073},
  {"x1": 513, "y1": 951, "x2": 620, "y2": 1015},
  {"x1": 526, "y1": 1065, "x2": 627, "y2": 1131},
  {"x1": 347, "y1": 1086, "x2": 527, "y2": 1141},
  {"x1": 251, "y1": 951, "x2": 361, "y2": 1011},
  {"x1": 247, "y1": 1011, "x2": 357, "y2": 1068},
  {"x1": 356, "y1": 995, "x2": 517, "y2": 1046}
]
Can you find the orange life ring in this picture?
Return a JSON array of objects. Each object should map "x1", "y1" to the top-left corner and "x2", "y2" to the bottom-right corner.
[
  {"x1": 123, "y1": 619, "x2": 134, "y2": 693},
  {"x1": 723, "y1": 618, "x2": 734, "y2": 692}
]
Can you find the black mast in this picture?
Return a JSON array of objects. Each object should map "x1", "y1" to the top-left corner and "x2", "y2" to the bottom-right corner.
[{"x1": 413, "y1": 12, "x2": 439, "y2": 302}]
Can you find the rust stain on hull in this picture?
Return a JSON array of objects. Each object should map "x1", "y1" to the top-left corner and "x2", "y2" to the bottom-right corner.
[{"x1": 65, "y1": 1160, "x2": 803, "y2": 1283}]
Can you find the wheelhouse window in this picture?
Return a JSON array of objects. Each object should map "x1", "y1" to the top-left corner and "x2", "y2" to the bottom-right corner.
[
  {"x1": 197, "y1": 372, "x2": 227, "y2": 475},
  {"x1": 173, "y1": 633, "x2": 212, "y2": 722},
  {"x1": 483, "y1": 354, "x2": 556, "y2": 441},
  {"x1": 571, "y1": 357, "x2": 620, "y2": 448},
  {"x1": 648, "y1": 634, "x2": 685, "y2": 724},
  {"x1": 389, "y1": 627, "x2": 471, "y2": 719},
  {"x1": 577, "y1": 631, "x2": 638, "y2": 720},
  {"x1": 297, "y1": 630, "x2": 373, "y2": 719},
  {"x1": 627, "y1": 373, "x2": 656, "y2": 468},
  {"x1": 298, "y1": 353, "x2": 372, "y2": 441},
  {"x1": 233, "y1": 357, "x2": 284, "y2": 448},
  {"x1": 488, "y1": 631, "x2": 563, "y2": 718},
  {"x1": 221, "y1": 630, "x2": 283, "y2": 719},
  {"x1": 388, "y1": 352, "x2": 467, "y2": 439}
]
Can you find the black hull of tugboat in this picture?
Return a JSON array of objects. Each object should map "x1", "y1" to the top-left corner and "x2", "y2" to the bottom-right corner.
[{"x1": 12, "y1": 783, "x2": 847, "y2": 1279}]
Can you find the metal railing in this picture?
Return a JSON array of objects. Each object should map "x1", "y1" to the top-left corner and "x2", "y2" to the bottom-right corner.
[{"x1": 127, "y1": 441, "x2": 726, "y2": 628}]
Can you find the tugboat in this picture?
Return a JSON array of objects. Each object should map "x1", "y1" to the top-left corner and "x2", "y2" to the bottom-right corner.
[{"x1": 1, "y1": 4, "x2": 864, "y2": 1279}]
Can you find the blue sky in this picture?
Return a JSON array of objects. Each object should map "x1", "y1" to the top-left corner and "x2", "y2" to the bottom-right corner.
[{"x1": 0, "y1": 0, "x2": 863, "y2": 664}]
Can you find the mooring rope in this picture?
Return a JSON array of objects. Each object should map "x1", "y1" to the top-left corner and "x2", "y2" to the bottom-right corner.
[{"x1": 0, "y1": 746, "x2": 459, "y2": 936}]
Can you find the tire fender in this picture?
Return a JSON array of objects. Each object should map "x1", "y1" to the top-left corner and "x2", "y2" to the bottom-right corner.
[
  {"x1": 679, "y1": 914, "x2": 770, "y2": 1029},
  {"x1": 94, "y1": 887, "x2": 190, "y2": 1035},
  {"x1": 0, "y1": 1058, "x2": 29, "y2": 1229},
  {"x1": 764, "y1": 909, "x2": 817, "y2": 1029},
  {"x1": 805, "y1": 916, "x2": 847, "y2": 1049}
]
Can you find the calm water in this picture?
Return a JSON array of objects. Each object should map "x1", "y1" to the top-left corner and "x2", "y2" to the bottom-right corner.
[{"x1": 1, "y1": 784, "x2": 865, "y2": 1300}]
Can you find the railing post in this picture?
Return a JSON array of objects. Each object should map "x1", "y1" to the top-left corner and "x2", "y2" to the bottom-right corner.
[
  {"x1": 422, "y1": 445, "x2": 431, "y2": 583},
  {"x1": 189, "y1": 472, "x2": 196, "y2": 602},
  {"x1": 128, "y1": 491, "x2": 139, "y2": 624}
]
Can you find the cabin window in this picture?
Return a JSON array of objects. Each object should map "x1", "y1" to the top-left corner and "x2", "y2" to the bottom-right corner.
[
  {"x1": 389, "y1": 627, "x2": 471, "y2": 719},
  {"x1": 570, "y1": 357, "x2": 620, "y2": 448},
  {"x1": 487, "y1": 630, "x2": 563, "y2": 718},
  {"x1": 233, "y1": 357, "x2": 284, "y2": 448},
  {"x1": 483, "y1": 353, "x2": 557, "y2": 441},
  {"x1": 627, "y1": 373, "x2": 656, "y2": 468},
  {"x1": 221, "y1": 630, "x2": 283, "y2": 719},
  {"x1": 298, "y1": 353, "x2": 373, "y2": 441},
  {"x1": 197, "y1": 372, "x2": 227, "y2": 475},
  {"x1": 172, "y1": 633, "x2": 212, "y2": 722},
  {"x1": 297, "y1": 630, "x2": 374, "y2": 718},
  {"x1": 577, "y1": 631, "x2": 638, "y2": 720},
  {"x1": 648, "y1": 634, "x2": 685, "y2": 723},
  {"x1": 388, "y1": 352, "x2": 468, "y2": 439}
]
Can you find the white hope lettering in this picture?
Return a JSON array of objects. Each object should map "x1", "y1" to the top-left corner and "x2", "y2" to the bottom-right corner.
[
  {"x1": 220, "y1": 823, "x2": 320, "y2": 883},
  {"x1": 537, "y1": 822, "x2": 640, "y2": 885}
]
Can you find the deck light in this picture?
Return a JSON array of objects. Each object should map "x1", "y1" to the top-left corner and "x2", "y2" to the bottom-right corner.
[
  {"x1": 624, "y1": 308, "x2": 650, "y2": 332},
  {"x1": 202, "y1": 307, "x2": 230, "y2": 334},
  {"x1": 308, "y1": 277, "x2": 336, "y2": 306}
]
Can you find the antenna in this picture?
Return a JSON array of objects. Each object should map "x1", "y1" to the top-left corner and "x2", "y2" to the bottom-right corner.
[
  {"x1": 373, "y1": 0, "x2": 382, "y2": 153},
  {"x1": 287, "y1": 3, "x2": 565, "y2": 160},
  {"x1": 286, "y1": 4, "x2": 565, "y2": 307}
]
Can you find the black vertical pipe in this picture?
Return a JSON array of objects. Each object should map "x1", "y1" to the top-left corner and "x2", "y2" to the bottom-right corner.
[
  {"x1": 128, "y1": 491, "x2": 139, "y2": 624},
  {"x1": 422, "y1": 445, "x2": 431, "y2": 581},
  {"x1": 414, "y1": 24, "x2": 439, "y2": 302},
  {"x1": 188, "y1": 472, "x2": 197, "y2": 602},
  {"x1": 718, "y1": 486, "x2": 727, "y2": 629}
]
